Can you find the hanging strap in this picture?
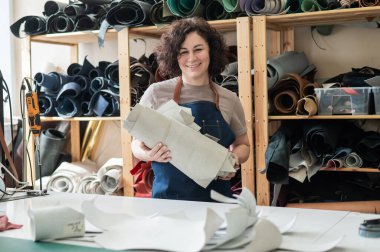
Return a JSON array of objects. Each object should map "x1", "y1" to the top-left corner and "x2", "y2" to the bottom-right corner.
[
  {"x1": 0, "y1": 124, "x2": 19, "y2": 186},
  {"x1": 172, "y1": 76, "x2": 220, "y2": 110}
]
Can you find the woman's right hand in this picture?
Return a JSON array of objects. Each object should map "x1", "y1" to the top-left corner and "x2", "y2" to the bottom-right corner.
[{"x1": 140, "y1": 142, "x2": 172, "y2": 163}]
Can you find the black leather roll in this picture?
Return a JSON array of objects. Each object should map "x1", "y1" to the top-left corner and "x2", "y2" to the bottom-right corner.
[
  {"x1": 81, "y1": 101, "x2": 94, "y2": 116},
  {"x1": 106, "y1": 0, "x2": 153, "y2": 27},
  {"x1": 34, "y1": 72, "x2": 61, "y2": 94},
  {"x1": 204, "y1": 0, "x2": 233, "y2": 20},
  {"x1": 89, "y1": 89, "x2": 120, "y2": 116},
  {"x1": 64, "y1": 3, "x2": 87, "y2": 16},
  {"x1": 67, "y1": 56, "x2": 96, "y2": 76},
  {"x1": 55, "y1": 82, "x2": 82, "y2": 118},
  {"x1": 67, "y1": 63, "x2": 82, "y2": 76},
  {"x1": 72, "y1": 75, "x2": 90, "y2": 92},
  {"x1": 104, "y1": 61, "x2": 119, "y2": 83},
  {"x1": 79, "y1": 0, "x2": 113, "y2": 4},
  {"x1": 130, "y1": 62, "x2": 154, "y2": 93},
  {"x1": 44, "y1": 1, "x2": 68, "y2": 16},
  {"x1": 10, "y1": 16, "x2": 47, "y2": 38},
  {"x1": 36, "y1": 128, "x2": 67, "y2": 179},
  {"x1": 47, "y1": 12, "x2": 75, "y2": 33},
  {"x1": 37, "y1": 92, "x2": 57, "y2": 116},
  {"x1": 56, "y1": 82, "x2": 82, "y2": 99},
  {"x1": 55, "y1": 97, "x2": 81, "y2": 118},
  {"x1": 149, "y1": 1, "x2": 178, "y2": 24},
  {"x1": 88, "y1": 68, "x2": 104, "y2": 80},
  {"x1": 90, "y1": 77, "x2": 110, "y2": 93},
  {"x1": 75, "y1": 14, "x2": 99, "y2": 31}
]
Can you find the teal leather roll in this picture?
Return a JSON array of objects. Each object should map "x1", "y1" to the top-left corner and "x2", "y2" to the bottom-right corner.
[
  {"x1": 219, "y1": 0, "x2": 242, "y2": 12},
  {"x1": 165, "y1": 0, "x2": 204, "y2": 17}
]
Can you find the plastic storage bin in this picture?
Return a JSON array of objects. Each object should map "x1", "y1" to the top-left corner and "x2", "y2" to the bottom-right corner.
[
  {"x1": 373, "y1": 87, "x2": 380, "y2": 114},
  {"x1": 315, "y1": 87, "x2": 371, "y2": 115}
]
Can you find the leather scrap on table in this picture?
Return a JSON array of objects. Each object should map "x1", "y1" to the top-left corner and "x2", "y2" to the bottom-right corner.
[{"x1": 0, "y1": 215, "x2": 23, "y2": 232}]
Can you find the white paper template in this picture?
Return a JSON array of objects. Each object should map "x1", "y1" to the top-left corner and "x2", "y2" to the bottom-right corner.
[
  {"x1": 279, "y1": 235, "x2": 344, "y2": 252},
  {"x1": 124, "y1": 101, "x2": 236, "y2": 188},
  {"x1": 28, "y1": 205, "x2": 85, "y2": 241}
]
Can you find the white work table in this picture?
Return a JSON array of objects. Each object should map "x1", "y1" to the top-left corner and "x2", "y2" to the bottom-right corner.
[{"x1": 0, "y1": 192, "x2": 379, "y2": 251}]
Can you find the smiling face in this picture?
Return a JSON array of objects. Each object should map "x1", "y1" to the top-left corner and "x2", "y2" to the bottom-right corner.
[{"x1": 177, "y1": 31, "x2": 210, "y2": 86}]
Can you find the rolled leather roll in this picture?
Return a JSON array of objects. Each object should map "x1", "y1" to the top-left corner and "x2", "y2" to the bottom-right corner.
[
  {"x1": 72, "y1": 75, "x2": 90, "y2": 92},
  {"x1": 34, "y1": 72, "x2": 62, "y2": 94},
  {"x1": 10, "y1": 16, "x2": 47, "y2": 38},
  {"x1": 204, "y1": 0, "x2": 233, "y2": 21},
  {"x1": 104, "y1": 60, "x2": 119, "y2": 83},
  {"x1": 37, "y1": 93, "x2": 56, "y2": 116},
  {"x1": 106, "y1": 0, "x2": 153, "y2": 27},
  {"x1": 166, "y1": 0, "x2": 204, "y2": 17},
  {"x1": 55, "y1": 82, "x2": 82, "y2": 118},
  {"x1": 44, "y1": 1, "x2": 68, "y2": 16},
  {"x1": 149, "y1": 1, "x2": 178, "y2": 24},
  {"x1": 47, "y1": 12, "x2": 75, "y2": 33},
  {"x1": 64, "y1": 3, "x2": 87, "y2": 16},
  {"x1": 90, "y1": 77, "x2": 110, "y2": 93},
  {"x1": 36, "y1": 128, "x2": 67, "y2": 179},
  {"x1": 89, "y1": 89, "x2": 120, "y2": 116},
  {"x1": 75, "y1": 14, "x2": 99, "y2": 31}
]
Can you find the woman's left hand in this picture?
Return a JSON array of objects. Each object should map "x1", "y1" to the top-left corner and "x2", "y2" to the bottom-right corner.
[{"x1": 218, "y1": 152, "x2": 240, "y2": 180}]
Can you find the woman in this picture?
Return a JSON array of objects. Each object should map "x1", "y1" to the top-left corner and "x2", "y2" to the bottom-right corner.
[{"x1": 131, "y1": 17, "x2": 250, "y2": 202}]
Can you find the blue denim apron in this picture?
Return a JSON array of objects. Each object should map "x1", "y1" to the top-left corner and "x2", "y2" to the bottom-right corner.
[{"x1": 152, "y1": 77, "x2": 236, "y2": 201}]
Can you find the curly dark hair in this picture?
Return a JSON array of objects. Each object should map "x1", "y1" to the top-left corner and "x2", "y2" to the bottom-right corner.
[{"x1": 155, "y1": 17, "x2": 229, "y2": 78}]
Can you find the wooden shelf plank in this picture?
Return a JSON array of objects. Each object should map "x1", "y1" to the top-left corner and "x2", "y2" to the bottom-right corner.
[
  {"x1": 30, "y1": 19, "x2": 238, "y2": 44},
  {"x1": 321, "y1": 167, "x2": 380, "y2": 172},
  {"x1": 31, "y1": 29, "x2": 117, "y2": 45},
  {"x1": 41, "y1": 116, "x2": 121, "y2": 122},
  {"x1": 269, "y1": 115, "x2": 380, "y2": 120},
  {"x1": 267, "y1": 6, "x2": 380, "y2": 27},
  {"x1": 286, "y1": 200, "x2": 380, "y2": 213}
]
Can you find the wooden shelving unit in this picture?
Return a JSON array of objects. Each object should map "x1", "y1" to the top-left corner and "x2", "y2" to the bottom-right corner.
[
  {"x1": 253, "y1": 7, "x2": 380, "y2": 210},
  {"x1": 23, "y1": 17, "x2": 255, "y2": 197}
]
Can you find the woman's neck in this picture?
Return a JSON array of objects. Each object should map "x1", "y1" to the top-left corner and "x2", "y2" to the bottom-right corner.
[{"x1": 181, "y1": 75, "x2": 210, "y2": 86}]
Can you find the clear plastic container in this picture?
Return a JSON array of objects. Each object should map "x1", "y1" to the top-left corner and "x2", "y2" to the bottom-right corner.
[{"x1": 314, "y1": 87, "x2": 371, "y2": 115}]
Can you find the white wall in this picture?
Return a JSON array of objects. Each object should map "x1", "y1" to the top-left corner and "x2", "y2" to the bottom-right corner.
[{"x1": 294, "y1": 23, "x2": 380, "y2": 80}]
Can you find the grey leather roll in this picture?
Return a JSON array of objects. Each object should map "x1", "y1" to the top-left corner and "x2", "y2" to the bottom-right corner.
[
  {"x1": 343, "y1": 152, "x2": 363, "y2": 168},
  {"x1": 266, "y1": 51, "x2": 316, "y2": 89},
  {"x1": 36, "y1": 128, "x2": 67, "y2": 179}
]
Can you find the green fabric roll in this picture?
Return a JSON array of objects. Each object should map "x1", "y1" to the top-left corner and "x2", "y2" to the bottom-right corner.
[
  {"x1": 165, "y1": 0, "x2": 204, "y2": 17},
  {"x1": 301, "y1": 0, "x2": 322, "y2": 12}
]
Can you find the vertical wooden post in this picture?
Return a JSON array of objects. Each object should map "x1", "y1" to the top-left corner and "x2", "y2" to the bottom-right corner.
[
  {"x1": 69, "y1": 44, "x2": 81, "y2": 162},
  {"x1": 236, "y1": 17, "x2": 255, "y2": 194},
  {"x1": 21, "y1": 36, "x2": 35, "y2": 185},
  {"x1": 118, "y1": 28, "x2": 134, "y2": 197},
  {"x1": 253, "y1": 16, "x2": 270, "y2": 206}
]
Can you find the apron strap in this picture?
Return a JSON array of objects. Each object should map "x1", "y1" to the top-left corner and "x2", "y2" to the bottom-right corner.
[{"x1": 173, "y1": 76, "x2": 220, "y2": 110}]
